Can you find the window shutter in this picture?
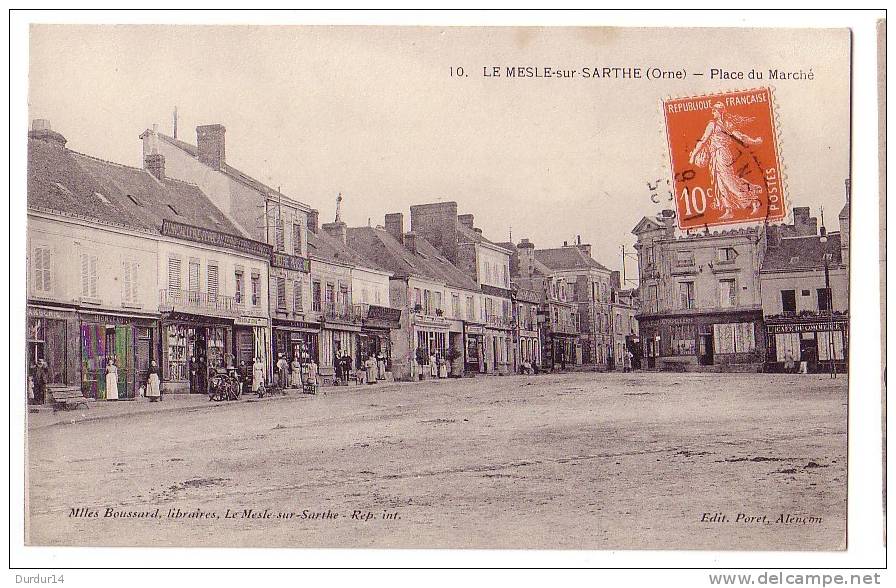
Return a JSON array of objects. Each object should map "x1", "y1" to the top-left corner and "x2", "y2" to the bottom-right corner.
[
  {"x1": 293, "y1": 223, "x2": 303, "y2": 255},
  {"x1": 277, "y1": 277, "x2": 286, "y2": 308},
  {"x1": 168, "y1": 258, "x2": 181, "y2": 290},
  {"x1": 293, "y1": 280, "x2": 303, "y2": 312},
  {"x1": 207, "y1": 265, "x2": 219, "y2": 298},
  {"x1": 42, "y1": 248, "x2": 52, "y2": 292},
  {"x1": 80, "y1": 253, "x2": 90, "y2": 297},
  {"x1": 89, "y1": 255, "x2": 98, "y2": 297},
  {"x1": 122, "y1": 260, "x2": 132, "y2": 302}
]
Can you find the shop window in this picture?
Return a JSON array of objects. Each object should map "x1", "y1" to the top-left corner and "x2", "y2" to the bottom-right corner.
[
  {"x1": 670, "y1": 324, "x2": 696, "y2": 355},
  {"x1": 32, "y1": 245, "x2": 52, "y2": 294},
  {"x1": 713, "y1": 322, "x2": 756, "y2": 354},
  {"x1": 168, "y1": 257, "x2": 182, "y2": 291},
  {"x1": 80, "y1": 253, "x2": 98, "y2": 299},
  {"x1": 817, "y1": 330, "x2": 846, "y2": 360},
  {"x1": 781, "y1": 289, "x2": 796, "y2": 313},
  {"x1": 719, "y1": 279, "x2": 737, "y2": 308}
]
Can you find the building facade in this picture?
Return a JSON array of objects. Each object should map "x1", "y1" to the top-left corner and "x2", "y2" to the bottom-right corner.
[
  {"x1": 632, "y1": 210, "x2": 766, "y2": 371},
  {"x1": 760, "y1": 205, "x2": 849, "y2": 373}
]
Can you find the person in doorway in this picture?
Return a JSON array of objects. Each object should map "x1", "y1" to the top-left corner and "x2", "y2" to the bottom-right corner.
[
  {"x1": 196, "y1": 355, "x2": 207, "y2": 396},
  {"x1": 334, "y1": 350, "x2": 344, "y2": 384},
  {"x1": 376, "y1": 351, "x2": 386, "y2": 380},
  {"x1": 252, "y1": 356, "x2": 266, "y2": 396},
  {"x1": 238, "y1": 360, "x2": 250, "y2": 396},
  {"x1": 291, "y1": 356, "x2": 302, "y2": 389},
  {"x1": 105, "y1": 357, "x2": 119, "y2": 400},
  {"x1": 276, "y1": 354, "x2": 289, "y2": 389},
  {"x1": 32, "y1": 359, "x2": 49, "y2": 405},
  {"x1": 145, "y1": 360, "x2": 162, "y2": 402},
  {"x1": 429, "y1": 352, "x2": 437, "y2": 379},
  {"x1": 783, "y1": 350, "x2": 795, "y2": 374},
  {"x1": 438, "y1": 353, "x2": 448, "y2": 379},
  {"x1": 188, "y1": 355, "x2": 198, "y2": 394},
  {"x1": 342, "y1": 353, "x2": 353, "y2": 384}
]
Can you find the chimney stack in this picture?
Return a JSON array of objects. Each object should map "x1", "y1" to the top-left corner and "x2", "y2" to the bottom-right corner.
[
  {"x1": 322, "y1": 220, "x2": 348, "y2": 245},
  {"x1": 308, "y1": 209, "x2": 319, "y2": 234},
  {"x1": 29, "y1": 119, "x2": 67, "y2": 147},
  {"x1": 385, "y1": 213, "x2": 404, "y2": 243},
  {"x1": 517, "y1": 238, "x2": 535, "y2": 279},
  {"x1": 196, "y1": 124, "x2": 226, "y2": 170},
  {"x1": 144, "y1": 153, "x2": 166, "y2": 181},
  {"x1": 404, "y1": 231, "x2": 418, "y2": 253},
  {"x1": 458, "y1": 214, "x2": 475, "y2": 230}
]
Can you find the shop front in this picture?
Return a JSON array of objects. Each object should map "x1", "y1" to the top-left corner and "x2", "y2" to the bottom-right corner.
[
  {"x1": 463, "y1": 323, "x2": 485, "y2": 374},
  {"x1": 413, "y1": 314, "x2": 450, "y2": 379},
  {"x1": 160, "y1": 312, "x2": 234, "y2": 394},
  {"x1": 765, "y1": 313, "x2": 848, "y2": 373},
  {"x1": 272, "y1": 319, "x2": 319, "y2": 369},
  {"x1": 358, "y1": 304, "x2": 402, "y2": 376},
  {"x1": 78, "y1": 310, "x2": 158, "y2": 400},
  {"x1": 26, "y1": 304, "x2": 80, "y2": 402},
  {"x1": 638, "y1": 310, "x2": 765, "y2": 372},
  {"x1": 234, "y1": 316, "x2": 271, "y2": 376}
]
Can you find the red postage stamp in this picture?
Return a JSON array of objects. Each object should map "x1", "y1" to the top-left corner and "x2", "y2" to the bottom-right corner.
[{"x1": 664, "y1": 87, "x2": 785, "y2": 230}]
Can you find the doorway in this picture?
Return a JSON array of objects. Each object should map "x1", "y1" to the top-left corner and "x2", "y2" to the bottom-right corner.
[{"x1": 699, "y1": 333, "x2": 714, "y2": 366}]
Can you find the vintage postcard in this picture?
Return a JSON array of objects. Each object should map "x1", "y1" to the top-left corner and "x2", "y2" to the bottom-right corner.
[{"x1": 22, "y1": 23, "x2": 854, "y2": 553}]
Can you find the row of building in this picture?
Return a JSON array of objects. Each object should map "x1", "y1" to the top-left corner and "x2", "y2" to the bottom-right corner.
[
  {"x1": 27, "y1": 120, "x2": 637, "y2": 401},
  {"x1": 632, "y1": 200, "x2": 850, "y2": 373}
]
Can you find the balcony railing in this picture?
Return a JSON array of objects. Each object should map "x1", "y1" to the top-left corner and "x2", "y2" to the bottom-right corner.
[
  {"x1": 159, "y1": 289, "x2": 238, "y2": 317},
  {"x1": 484, "y1": 314, "x2": 513, "y2": 329},
  {"x1": 322, "y1": 303, "x2": 363, "y2": 324},
  {"x1": 548, "y1": 319, "x2": 579, "y2": 335}
]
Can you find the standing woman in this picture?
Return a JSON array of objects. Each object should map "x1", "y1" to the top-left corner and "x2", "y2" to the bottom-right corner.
[
  {"x1": 252, "y1": 356, "x2": 266, "y2": 396},
  {"x1": 105, "y1": 357, "x2": 119, "y2": 400},
  {"x1": 145, "y1": 360, "x2": 162, "y2": 402},
  {"x1": 291, "y1": 355, "x2": 302, "y2": 389}
]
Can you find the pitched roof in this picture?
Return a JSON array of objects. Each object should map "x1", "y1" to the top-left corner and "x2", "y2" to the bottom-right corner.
[
  {"x1": 153, "y1": 131, "x2": 308, "y2": 206},
  {"x1": 761, "y1": 233, "x2": 843, "y2": 272},
  {"x1": 345, "y1": 227, "x2": 479, "y2": 292},
  {"x1": 308, "y1": 229, "x2": 387, "y2": 271},
  {"x1": 535, "y1": 246, "x2": 609, "y2": 272},
  {"x1": 28, "y1": 136, "x2": 241, "y2": 236}
]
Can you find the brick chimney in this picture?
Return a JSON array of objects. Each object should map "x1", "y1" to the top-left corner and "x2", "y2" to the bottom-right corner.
[
  {"x1": 308, "y1": 209, "x2": 319, "y2": 234},
  {"x1": 196, "y1": 124, "x2": 226, "y2": 170},
  {"x1": 458, "y1": 214, "x2": 475, "y2": 230},
  {"x1": 404, "y1": 232, "x2": 418, "y2": 254},
  {"x1": 517, "y1": 238, "x2": 536, "y2": 279},
  {"x1": 575, "y1": 235, "x2": 592, "y2": 259},
  {"x1": 791, "y1": 206, "x2": 818, "y2": 237},
  {"x1": 29, "y1": 119, "x2": 67, "y2": 147},
  {"x1": 410, "y1": 201, "x2": 459, "y2": 262},
  {"x1": 385, "y1": 213, "x2": 404, "y2": 243},
  {"x1": 144, "y1": 153, "x2": 166, "y2": 181},
  {"x1": 322, "y1": 220, "x2": 347, "y2": 245},
  {"x1": 659, "y1": 209, "x2": 676, "y2": 238}
]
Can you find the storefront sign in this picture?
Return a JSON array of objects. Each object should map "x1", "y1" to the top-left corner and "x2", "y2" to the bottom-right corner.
[
  {"x1": 768, "y1": 321, "x2": 847, "y2": 334},
  {"x1": 659, "y1": 316, "x2": 694, "y2": 326},
  {"x1": 162, "y1": 219, "x2": 272, "y2": 258},
  {"x1": 481, "y1": 284, "x2": 512, "y2": 298},
  {"x1": 366, "y1": 305, "x2": 402, "y2": 323},
  {"x1": 234, "y1": 316, "x2": 269, "y2": 327},
  {"x1": 27, "y1": 304, "x2": 76, "y2": 320},
  {"x1": 271, "y1": 251, "x2": 311, "y2": 273},
  {"x1": 465, "y1": 325, "x2": 484, "y2": 335}
]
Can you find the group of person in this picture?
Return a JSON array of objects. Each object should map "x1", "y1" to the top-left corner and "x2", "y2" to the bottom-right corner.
[
  {"x1": 275, "y1": 354, "x2": 320, "y2": 392},
  {"x1": 426, "y1": 352, "x2": 449, "y2": 379},
  {"x1": 333, "y1": 350, "x2": 388, "y2": 385}
]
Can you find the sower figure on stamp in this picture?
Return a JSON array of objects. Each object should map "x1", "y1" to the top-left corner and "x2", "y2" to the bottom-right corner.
[{"x1": 689, "y1": 102, "x2": 764, "y2": 220}]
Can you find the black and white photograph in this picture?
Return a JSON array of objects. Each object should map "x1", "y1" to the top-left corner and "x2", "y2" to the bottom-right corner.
[{"x1": 9, "y1": 9, "x2": 886, "y2": 576}]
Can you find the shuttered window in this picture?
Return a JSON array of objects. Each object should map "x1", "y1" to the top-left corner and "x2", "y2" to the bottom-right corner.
[
  {"x1": 122, "y1": 259, "x2": 138, "y2": 302},
  {"x1": 293, "y1": 223, "x2": 303, "y2": 255},
  {"x1": 32, "y1": 245, "x2": 52, "y2": 293},
  {"x1": 293, "y1": 279, "x2": 303, "y2": 312},
  {"x1": 188, "y1": 260, "x2": 200, "y2": 292},
  {"x1": 207, "y1": 264, "x2": 219, "y2": 298},
  {"x1": 80, "y1": 253, "x2": 98, "y2": 298},
  {"x1": 277, "y1": 277, "x2": 287, "y2": 309},
  {"x1": 168, "y1": 257, "x2": 182, "y2": 291}
]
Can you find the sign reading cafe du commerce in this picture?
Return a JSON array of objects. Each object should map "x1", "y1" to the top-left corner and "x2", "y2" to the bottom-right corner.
[
  {"x1": 161, "y1": 219, "x2": 272, "y2": 258},
  {"x1": 271, "y1": 251, "x2": 311, "y2": 273}
]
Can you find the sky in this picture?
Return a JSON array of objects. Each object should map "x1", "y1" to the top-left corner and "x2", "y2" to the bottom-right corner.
[{"x1": 28, "y1": 25, "x2": 851, "y2": 279}]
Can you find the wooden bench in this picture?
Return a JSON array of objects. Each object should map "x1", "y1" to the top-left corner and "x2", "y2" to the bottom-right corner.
[{"x1": 48, "y1": 385, "x2": 90, "y2": 411}]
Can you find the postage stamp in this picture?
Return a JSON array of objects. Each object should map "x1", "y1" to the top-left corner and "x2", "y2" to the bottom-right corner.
[{"x1": 664, "y1": 87, "x2": 786, "y2": 230}]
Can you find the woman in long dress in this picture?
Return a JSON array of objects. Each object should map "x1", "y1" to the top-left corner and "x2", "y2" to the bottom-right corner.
[
  {"x1": 105, "y1": 357, "x2": 119, "y2": 400},
  {"x1": 438, "y1": 355, "x2": 448, "y2": 379},
  {"x1": 689, "y1": 102, "x2": 764, "y2": 220},
  {"x1": 252, "y1": 356, "x2": 266, "y2": 394},
  {"x1": 291, "y1": 357, "x2": 302, "y2": 388},
  {"x1": 145, "y1": 360, "x2": 161, "y2": 402}
]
